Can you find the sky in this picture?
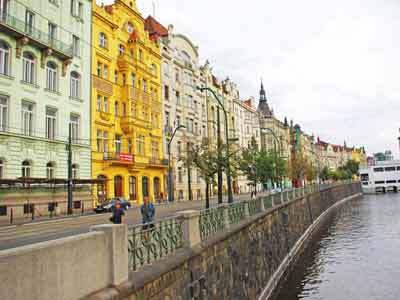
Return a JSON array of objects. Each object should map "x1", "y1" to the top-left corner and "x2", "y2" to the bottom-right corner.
[{"x1": 97, "y1": 0, "x2": 400, "y2": 157}]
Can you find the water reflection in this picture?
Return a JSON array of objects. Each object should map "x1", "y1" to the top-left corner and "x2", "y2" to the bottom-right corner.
[{"x1": 275, "y1": 193, "x2": 400, "y2": 300}]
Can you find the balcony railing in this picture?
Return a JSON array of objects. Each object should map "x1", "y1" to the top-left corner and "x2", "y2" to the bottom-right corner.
[
  {"x1": 103, "y1": 152, "x2": 134, "y2": 163},
  {"x1": 0, "y1": 11, "x2": 73, "y2": 58}
]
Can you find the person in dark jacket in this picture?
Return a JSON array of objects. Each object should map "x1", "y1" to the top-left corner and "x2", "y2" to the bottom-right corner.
[
  {"x1": 141, "y1": 197, "x2": 155, "y2": 230},
  {"x1": 110, "y1": 202, "x2": 125, "y2": 224}
]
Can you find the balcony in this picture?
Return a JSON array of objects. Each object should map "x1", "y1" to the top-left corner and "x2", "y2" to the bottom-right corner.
[
  {"x1": 0, "y1": 12, "x2": 73, "y2": 60},
  {"x1": 99, "y1": 111, "x2": 111, "y2": 122},
  {"x1": 149, "y1": 157, "x2": 169, "y2": 168},
  {"x1": 93, "y1": 76, "x2": 113, "y2": 96},
  {"x1": 151, "y1": 101, "x2": 162, "y2": 113},
  {"x1": 103, "y1": 152, "x2": 134, "y2": 165},
  {"x1": 120, "y1": 116, "x2": 151, "y2": 134}
]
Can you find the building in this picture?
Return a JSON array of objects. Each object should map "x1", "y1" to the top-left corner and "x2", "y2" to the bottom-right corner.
[
  {"x1": 234, "y1": 97, "x2": 260, "y2": 193},
  {"x1": 151, "y1": 22, "x2": 208, "y2": 201},
  {"x1": 0, "y1": 0, "x2": 92, "y2": 217},
  {"x1": 92, "y1": 1, "x2": 166, "y2": 204}
]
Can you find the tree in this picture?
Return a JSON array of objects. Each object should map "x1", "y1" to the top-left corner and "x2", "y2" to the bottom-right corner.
[
  {"x1": 304, "y1": 160, "x2": 317, "y2": 182},
  {"x1": 183, "y1": 139, "x2": 233, "y2": 208},
  {"x1": 288, "y1": 152, "x2": 307, "y2": 187},
  {"x1": 320, "y1": 166, "x2": 331, "y2": 181},
  {"x1": 238, "y1": 137, "x2": 260, "y2": 189},
  {"x1": 343, "y1": 159, "x2": 360, "y2": 175}
]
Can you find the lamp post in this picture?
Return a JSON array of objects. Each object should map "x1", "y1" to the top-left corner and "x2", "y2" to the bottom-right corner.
[
  {"x1": 260, "y1": 127, "x2": 282, "y2": 189},
  {"x1": 168, "y1": 125, "x2": 185, "y2": 202},
  {"x1": 197, "y1": 86, "x2": 234, "y2": 203}
]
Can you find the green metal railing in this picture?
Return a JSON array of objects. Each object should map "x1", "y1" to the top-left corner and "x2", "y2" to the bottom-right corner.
[{"x1": 0, "y1": 12, "x2": 73, "y2": 56}]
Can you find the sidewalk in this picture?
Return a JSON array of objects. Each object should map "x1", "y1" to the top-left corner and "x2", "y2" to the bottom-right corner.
[{"x1": 0, "y1": 191, "x2": 265, "y2": 228}]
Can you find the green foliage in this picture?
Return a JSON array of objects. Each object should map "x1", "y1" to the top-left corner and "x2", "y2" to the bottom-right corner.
[
  {"x1": 343, "y1": 159, "x2": 360, "y2": 175},
  {"x1": 320, "y1": 166, "x2": 332, "y2": 181}
]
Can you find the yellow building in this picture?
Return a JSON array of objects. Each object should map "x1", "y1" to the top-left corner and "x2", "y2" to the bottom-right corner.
[{"x1": 92, "y1": 1, "x2": 166, "y2": 204}]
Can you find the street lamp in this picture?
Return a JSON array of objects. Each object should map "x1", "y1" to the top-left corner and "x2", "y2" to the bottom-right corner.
[
  {"x1": 197, "y1": 86, "x2": 234, "y2": 203},
  {"x1": 260, "y1": 127, "x2": 282, "y2": 189},
  {"x1": 168, "y1": 124, "x2": 185, "y2": 202}
]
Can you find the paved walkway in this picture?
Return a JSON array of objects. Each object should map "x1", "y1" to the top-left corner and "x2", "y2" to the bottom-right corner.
[{"x1": 0, "y1": 192, "x2": 267, "y2": 250}]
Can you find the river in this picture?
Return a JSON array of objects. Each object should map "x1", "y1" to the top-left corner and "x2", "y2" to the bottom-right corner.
[{"x1": 274, "y1": 193, "x2": 400, "y2": 300}]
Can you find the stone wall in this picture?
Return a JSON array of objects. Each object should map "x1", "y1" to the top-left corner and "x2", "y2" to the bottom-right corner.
[{"x1": 88, "y1": 182, "x2": 361, "y2": 300}]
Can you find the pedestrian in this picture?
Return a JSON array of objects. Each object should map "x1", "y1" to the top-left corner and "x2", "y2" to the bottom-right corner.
[
  {"x1": 110, "y1": 201, "x2": 125, "y2": 224},
  {"x1": 141, "y1": 196, "x2": 155, "y2": 230}
]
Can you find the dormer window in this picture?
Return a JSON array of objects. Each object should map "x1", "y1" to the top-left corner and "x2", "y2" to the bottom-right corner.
[{"x1": 127, "y1": 22, "x2": 134, "y2": 33}]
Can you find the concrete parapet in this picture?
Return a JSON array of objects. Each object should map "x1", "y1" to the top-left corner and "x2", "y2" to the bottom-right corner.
[{"x1": 176, "y1": 210, "x2": 201, "y2": 248}]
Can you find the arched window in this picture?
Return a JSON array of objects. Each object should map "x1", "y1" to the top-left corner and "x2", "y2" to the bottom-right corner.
[
  {"x1": 97, "y1": 175, "x2": 107, "y2": 203},
  {"x1": 129, "y1": 176, "x2": 136, "y2": 200},
  {"x1": 22, "y1": 52, "x2": 35, "y2": 84},
  {"x1": 46, "y1": 61, "x2": 58, "y2": 92},
  {"x1": 142, "y1": 176, "x2": 149, "y2": 199},
  {"x1": 72, "y1": 164, "x2": 79, "y2": 179},
  {"x1": 0, "y1": 40, "x2": 10, "y2": 76},
  {"x1": 0, "y1": 158, "x2": 4, "y2": 178},
  {"x1": 153, "y1": 177, "x2": 160, "y2": 200},
  {"x1": 46, "y1": 162, "x2": 55, "y2": 179},
  {"x1": 118, "y1": 44, "x2": 125, "y2": 56},
  {"x1": 127, "y1": 22, "x2": 134, "y2": 33},
  {"x1": 70, "y1": 71, "x2": 81, "y2": 98},
  {"x1": 99, "y1": 32, "x2": 107, "y2": 48},
  {"x1": 21, "y1": 160, "x2": 31, "y2": 178}
]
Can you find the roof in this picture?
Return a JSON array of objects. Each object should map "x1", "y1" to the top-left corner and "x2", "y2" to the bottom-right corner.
[{"x1": 144, "y1": 16, "x2": 168, "y2": 41}]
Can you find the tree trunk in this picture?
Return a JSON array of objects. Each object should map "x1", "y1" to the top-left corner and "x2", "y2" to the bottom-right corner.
[{"x1": 205, "y1": 182, "x2": 210, "y2": 209}]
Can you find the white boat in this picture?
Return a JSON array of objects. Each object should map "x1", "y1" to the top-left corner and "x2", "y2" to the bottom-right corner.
[{"x1": 359, "y1": 160, "x2": 400, "y2": 193}]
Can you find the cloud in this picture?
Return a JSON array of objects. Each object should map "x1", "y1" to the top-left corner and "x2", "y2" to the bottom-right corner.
[{"x1": 97, "y1": 0, "x2": 400, "y2": 156}]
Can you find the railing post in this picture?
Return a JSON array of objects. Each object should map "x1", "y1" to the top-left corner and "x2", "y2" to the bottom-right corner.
[
  {"x1": 280, "y1": 191, "x2": 284, "y2": 203},
  {"x1": 91, "y1": 224, "x2": 128, "y2": 286},
  {"x1": 302, "y1": 187, "x2": 305, "y2": 197},
  {"x1": 244, "y1": 200, "x2": 250, "y2": 218},
  {"x1": 176, "y1": 210, "x2": 201, "y2": 248},
  {"x1": 292, "y1": 189, "x2": 296, "y2": 199},
  {"x1": 286, "y1": 190, "x2": 290, "y2": 202},
  {"x1": 260, "y1": 197, "x2": 266, "y2": 212},
  {"x1": 222, "y1": 204, "x2": 231, "y2": 228}
]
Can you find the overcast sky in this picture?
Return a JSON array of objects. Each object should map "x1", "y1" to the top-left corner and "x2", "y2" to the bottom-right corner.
[{"x1": 98, "y1": 0, "x2": 400, "y2": 157}]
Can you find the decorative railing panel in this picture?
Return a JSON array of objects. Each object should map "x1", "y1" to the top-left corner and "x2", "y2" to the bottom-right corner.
[
  {"x1": 128, "y1": 217, "x2": 184, "y2": 271},
  {"x1": 248, "y1": 197, "x2": 262, "y2": 215},
  {"x1": 199, "y1": 206, "x2": 225, "y2": 240},
  {"x1": 228, "y1": 202, "x2": 246, "y2": 225}
]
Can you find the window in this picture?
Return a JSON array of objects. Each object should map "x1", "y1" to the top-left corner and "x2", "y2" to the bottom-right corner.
[
  {"x1": 127, "y1": 22, "x2": 134, "y2": 33},
  {"x1": 375, "y1": 181, "x2": 384, "y2": 184},
  {"x1": 46, "y1": 162, "x2": 55, "y2": 179},
  {"x1": 22, "y1": 101, "x2": 34, "y2": 136},
  {"x1": 151, "y1": 64, "x2": 157, "y2": 75},
  {"x1": 122, "y1": 103, "x2": 126, "y2": 116},
  {"x1": 97, "y1": 95, "x2": 101, "y2": 111},
  {"x1": 99, "y1": 32, "x2": 107, "y2": 48},
  {"x1": 96, "y1": 129, "x2": 102, "y2": 152},
  {"x1": 176, "y1": 115, "x2": 181, "y2": 127},
  {"x1": 142, "y1": 176, "x2": 149, "y2": 198},
  {"x1": 164, "y1": 111, "x2": 170, "y2": 129},
  {"x1": 46, "y1": 61, "x2": 58, "y2": 92},
  {"x1": 24, "y1": 203, "x2": 34, "y2": 214},
  {"x1": 128, "y1": 138, "x2": 132, "y2": 154},
  {"x1": 129, "y1": 49, "x2": 134, "y2": 58},
  {"x1": 373, "y1": 168, "x2": 384, "y2": 172},
  {"x1": 138, "y1": 48, "x2": 143, "y2": 62},
  {"x1": 129, "y1": 176, "x2": 136, "y2": 200},
  {"x1": 0, "y1": 158, "x2": 3, "y2": 178},
  {"x1": 178, "y1": 167, "x2": 183, "y2": 183},
  {"x1": 70, "y1": 114, "x2": 79, "y2": 143},
  {"x1": 164, "y1": 85, "x2": 169, "y2": 101},
  {"x1": 103, "y1": 96, "x2": 108, "y2": 112},
  {"x1": 142, "y1": 79, "x2": 147, "y2": 92},
  {"x1": 48, "y1": 23, "x2": 57, "y2": 41},
  {"x1": 177, "y1": 141, "x2": 181, "y2": 155},
  {"x1": 25, "y1": 10, "x2": 34, "y2": 34},
  {"x1": 118, "y1": 44, "x2": 125, "y2": 56},
  {"x1": 122, "y1": 73, "x2": 126, "y2": 85},
  {"x1": 72, "y1": 35, "x2": 80, "y2": 56},
  {"x1": 131, "y1": 73, "x2": 135, "y2": 87},
  {"x1": 0, "y1": 95, "x2": 8, "y2": 131},
  {"x1": 21, "y1": 160, "x2": 31, "y2": 178},
  {"x1": 0, "y1": 40, "x2": 10, "y2": 75},
  {"x1": 0, "y1": 0, "x2": 10, "y2": 21},
  {"x1": 103, "y1": 65, "x2": 108, "y2": 79},
  {"x1": 115, "y1": 135, "x2": 121, "y2": 153},
  {"x1": 162, "y1": 62, "x2": 169, "y2": 76},
  {"x1": 103, "y1": 131, "x2": 109, "y2": 152},
  {"x1": 45, "y1": 107, "x2": 57, "y2": 139},
  {"x1": 137, "y1": 135, "x2": 144, "y2": 155},
  {"x1": 97, "y1": 62, "x2": 102, "y2": 77},
  {"x1": 72, "y1": 164, "x2": 79, "y2": 179},
  {"x1": 22, "y1": 52, "x2": 35, "y2": 84},
  {"x1": 114, "y1": 70, "x2": 118, "y2": 84},
  {"x1": 385, "y1": 167, "x2": 396, "y2": 172},
  {"x1": 70, "y1": 72, "x2": 81, "y2": 98},
  {"x1": 114, "y1": 101, "x2": 119, "y2": 116},
  {"x1": 175, "y1": 69, "x2": 180, "y2": 82},
  {"x1": 78, "y1": 2, "x2": 83, "y2": 18},
  {"x1": 151, "y1": 142, "x2": 159, "y2": 159}
]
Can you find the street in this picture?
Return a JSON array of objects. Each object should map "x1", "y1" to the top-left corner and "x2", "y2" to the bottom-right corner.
[{"x1": 0, "y1": 193, "x2": 258, "y2": 250}]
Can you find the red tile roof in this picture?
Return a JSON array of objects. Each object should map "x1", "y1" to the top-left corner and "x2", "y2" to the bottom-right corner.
[{"x1": 144, "y1": 16, "x2": 168, "y2": 41}]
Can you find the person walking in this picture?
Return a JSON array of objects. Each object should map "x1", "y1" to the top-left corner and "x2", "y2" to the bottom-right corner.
[
  {"x1": 110, "y1": 201, "x2": 125, "y2": 224},
  {"x1": 141, "y1": 197, "x2": 155, "y2": 230}
]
